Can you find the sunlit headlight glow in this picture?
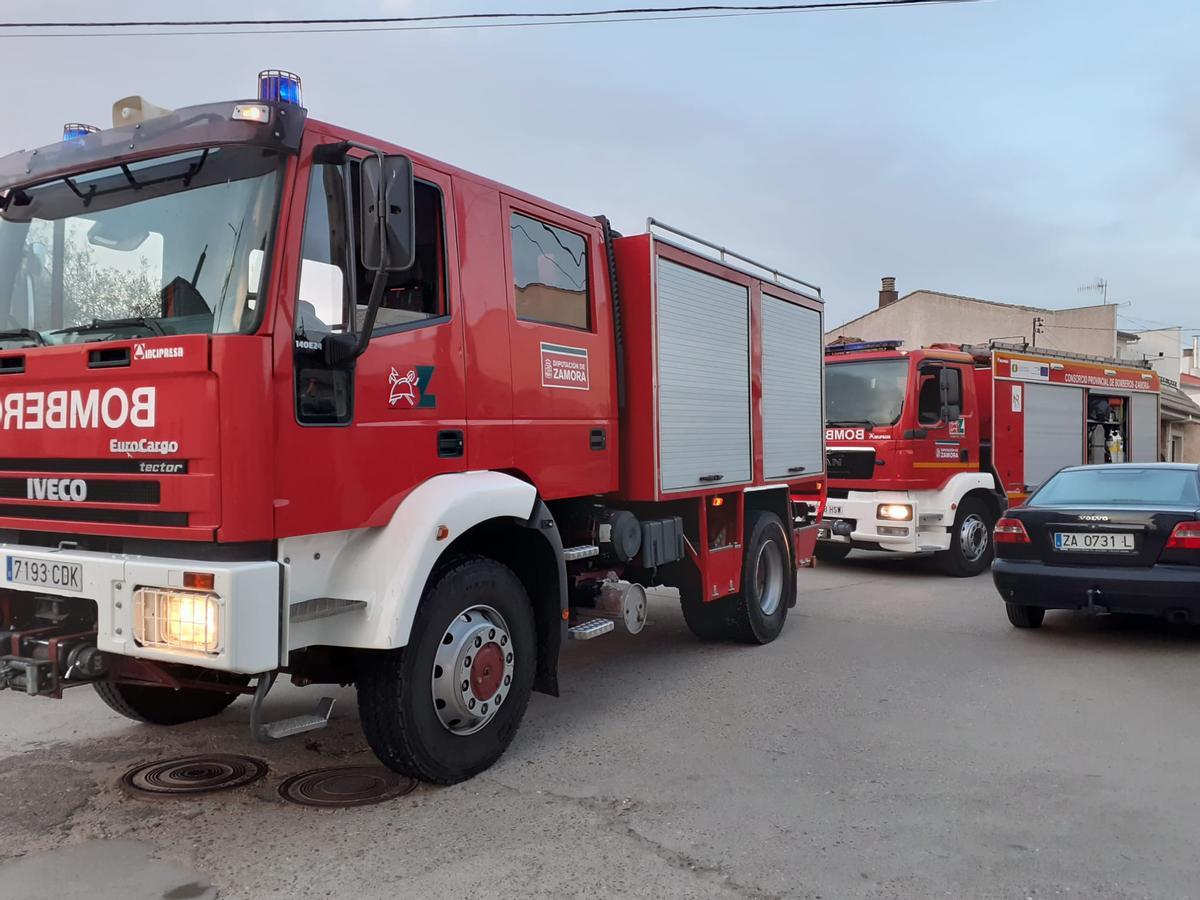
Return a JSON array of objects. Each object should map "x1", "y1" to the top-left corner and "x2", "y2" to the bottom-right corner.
[
  {"x1": 877, "y1": 503, "x2": 914, "y2": 522},
  {"x1": 133, "y1": 587, "x2": 221, "y2": 654}
]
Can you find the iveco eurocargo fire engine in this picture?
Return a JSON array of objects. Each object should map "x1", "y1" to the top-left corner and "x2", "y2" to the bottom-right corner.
[
  {"x1": 818, "y1": 340, "x2": 1160, "y2": 576},
  {"x1": 0, "y1": 72, "x2": 826, "y2": 783}
]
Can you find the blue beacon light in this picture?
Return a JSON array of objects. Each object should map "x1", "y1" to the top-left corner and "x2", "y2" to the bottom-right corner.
[
  {"x1": 258, "y1": 70, "x2": 303, "y2": 106},
  {"x1": 62, "y1": 123, "x2": 100, "y2": 142}
]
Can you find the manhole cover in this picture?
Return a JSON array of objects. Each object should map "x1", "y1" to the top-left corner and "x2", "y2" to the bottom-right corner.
[
  {"x1": 278, "y1": 766, "x2": 416, "y2": 808},
  {"x1": 121, "y1": 754, "x2": 268, "y2": 798}
]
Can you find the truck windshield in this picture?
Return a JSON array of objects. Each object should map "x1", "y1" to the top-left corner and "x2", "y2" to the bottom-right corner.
[
  {"x1": 826, "y1": 359, "x2": 908, "y2": 427},
  {"x1": 0, "y1": 145, "x2": 282, "y2": 345}
]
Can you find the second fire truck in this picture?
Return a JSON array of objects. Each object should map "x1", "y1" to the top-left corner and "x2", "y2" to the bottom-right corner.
[{"x1": 819, "y1": 340, "x2": 1161, "y2": 576}]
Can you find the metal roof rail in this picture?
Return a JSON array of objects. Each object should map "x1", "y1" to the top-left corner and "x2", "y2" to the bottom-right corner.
[
  {"x1": 645, "y1": 217, "x2": 822, "y2": 299},
  {"x1": 984, "y1": 340, "x2": 1153, "y2": 371}
]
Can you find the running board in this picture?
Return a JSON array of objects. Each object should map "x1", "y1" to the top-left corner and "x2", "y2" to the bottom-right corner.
[
  {"x1": 563, "y1": 545, "x2": 600, "y2": 561},
  {"x1": 568, "y1": 618, "x2": 615, "y2": 640},
  {"x1": 249, "y1": 672, "x2": 335, "y2": 742}
]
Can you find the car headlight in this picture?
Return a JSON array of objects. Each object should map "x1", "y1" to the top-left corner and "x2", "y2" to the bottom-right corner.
[
  {"x1": 877, "y1": 503, "x2": 914, "y2": 522},
  {"x1": 133, "y1": 587, "x2": 222, "y2": 654}
]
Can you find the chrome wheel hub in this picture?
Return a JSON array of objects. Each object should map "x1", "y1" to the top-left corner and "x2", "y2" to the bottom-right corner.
[
  {"x1": 754, "y1": 540, "x2": 785, "y2": 616},
  {"x1": 960, "y1": 514, "x2": 990, "y2": 563},
  {"x1": 431, "y1": 605, "x2": 514, "y2": 736}
]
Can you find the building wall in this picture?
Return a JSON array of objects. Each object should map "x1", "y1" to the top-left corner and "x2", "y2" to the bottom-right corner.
[
  {"x1": 1118, "y1": 327, "x2": 1182, "y2": 378},
  {"x1": 1163, "y1": 420, "x2": 1200, "y2": 464},
  {"x1": 826, "y1": 292, "x2": 1119, "y2": 357}
]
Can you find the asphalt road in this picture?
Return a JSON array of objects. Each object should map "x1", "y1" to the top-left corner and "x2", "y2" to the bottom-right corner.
[{"x1": 3, "y1": 553, "x2": 1200, "y2": 899}]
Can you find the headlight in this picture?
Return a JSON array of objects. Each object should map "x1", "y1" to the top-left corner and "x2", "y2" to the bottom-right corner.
[
  {"x1": 133, "y1": 587, "x2": 222, "y2": 654},
  {"x1": 877, "y1": 503, "x2": 914, "y2": 522}
]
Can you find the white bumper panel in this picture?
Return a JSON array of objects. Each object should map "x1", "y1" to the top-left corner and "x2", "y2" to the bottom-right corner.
[
  {"x1": 0, "y1": 542, "x2": 280, "y2": 674},
  {"x1": 820, "y1": 474, "x2": 997, "y2": 555},
  {"x1": 279, "y1": 471, "x2": 539, "y2": 656}
]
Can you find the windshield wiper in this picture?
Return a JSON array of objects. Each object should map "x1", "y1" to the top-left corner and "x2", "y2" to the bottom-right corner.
[
  {"x1": 0, "y1": 328, "x2": 46, "y2": 347},
  {"x1": 52, "y1": 316, "x2": 166, "y2": 338},
  {"x1": 828, "y1": 419, "x2": 876, "y2": 427}
]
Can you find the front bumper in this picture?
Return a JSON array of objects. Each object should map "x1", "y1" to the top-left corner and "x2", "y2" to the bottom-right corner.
[
  {"x1": 817, "y1": 493, "x2": 950, "y2": 554},
  {"x1": 0, "y1": 542, "x2": 280, "y2": 674},
  {"x1": 993, "y1": 559, "x2": 1200, "y2": 616}
]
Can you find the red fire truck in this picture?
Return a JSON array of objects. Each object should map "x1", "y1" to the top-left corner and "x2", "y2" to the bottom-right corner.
[
  {"x1": 0, "y1": 73, "x2": 826, "y2": 783},
  {"x1": 818, "y1": 340, "x2": 1161, "y2": 576}
]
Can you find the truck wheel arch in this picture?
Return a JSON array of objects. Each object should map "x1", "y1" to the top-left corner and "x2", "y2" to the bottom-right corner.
[{"x1": 281, "y1": 471, "x2": 563, "y2": 695}]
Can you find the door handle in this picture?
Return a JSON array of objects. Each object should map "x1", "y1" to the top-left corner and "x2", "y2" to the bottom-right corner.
[{"x1": 437, "y1": 430, "x2": 464, "y2": 458}]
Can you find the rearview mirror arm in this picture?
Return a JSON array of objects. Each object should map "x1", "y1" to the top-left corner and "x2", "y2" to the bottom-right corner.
[{"x1": 321, "y1": 141, "x2": 390, "y2": 366}]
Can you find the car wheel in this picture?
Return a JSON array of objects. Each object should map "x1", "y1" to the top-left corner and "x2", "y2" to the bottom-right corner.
[
  {"x1": 727, "y1": 511, "x2": 794, "y2": 645},
  {"x1": 938, "y1": 497, "x2": 995, "y2": 577},
  {"x1": 815, "y1": 542, "x2": 852, "y2": 563},
  {"x1": 94, "y1": 678, "x2": 246, "y2": 725},
  {"x1": 1005, "y1": 602, "x2": 1045, "y2": 629},
  {"x1": 356, "y1": 556, "x2": 536, "y2": 785}
]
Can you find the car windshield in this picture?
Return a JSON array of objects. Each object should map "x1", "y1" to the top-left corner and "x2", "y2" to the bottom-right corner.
[
  {"x1": 0, "y1": 145, "x2": 282, "y2": 345},
  {"x1": 825, "y1": 359, "x2": 908, "y2": 427},
  {"x1": 1030, "y1": 467, "x2": 1200, "y2": 508}
]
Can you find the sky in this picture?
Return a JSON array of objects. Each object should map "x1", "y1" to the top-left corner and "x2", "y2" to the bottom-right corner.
[{"x1": 0, "y1": 0, "x2": 1197, "y2": 340}]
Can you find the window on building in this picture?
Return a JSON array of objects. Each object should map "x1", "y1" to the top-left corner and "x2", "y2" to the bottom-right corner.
[{"x1": 510, "y1": 211, "x2": 589, "y2": 329}]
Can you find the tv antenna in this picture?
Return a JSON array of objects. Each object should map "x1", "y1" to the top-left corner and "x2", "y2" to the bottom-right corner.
[{"x1": 1078, "y1": 278, "x2": 1108, "y2": 304}]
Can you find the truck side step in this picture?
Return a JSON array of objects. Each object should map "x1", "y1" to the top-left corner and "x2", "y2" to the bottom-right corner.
[
  {"x1": 563, "y1": 545, "x2": 600, "y2": 561},
  {"x1": 249, "y1": 672, "x2": 335, "y2": 742},
  {"x1": 568, "y1": 618, "x2": 615, "y2": 640}
]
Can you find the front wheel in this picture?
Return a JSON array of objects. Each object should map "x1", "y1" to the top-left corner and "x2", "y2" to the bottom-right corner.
[
  {"x1": 937, "y1": 497, "x2": 995, "y2": 577},
  {"x1": 356, "y1": 556, "x2": 536, "y2": 785},
  {"x1": 94, "y1": 678, "x2": 246, "y2": 725},
  {"x1": 815, "y1": 542, "x2": 852, "y2": 563}
]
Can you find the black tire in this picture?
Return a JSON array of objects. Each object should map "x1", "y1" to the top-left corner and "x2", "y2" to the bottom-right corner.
[
  {"x1": 815, "y1": 542, "x2": 852, "y2": 563},
  {"x1": 937, "y1": 496, "x2": 995, "y2": 577},
  {"x1": 356, "y1": 556, "x2": 536, "y2": 785},
  {"x1": 94, "y1": 679, "x2": 245, "y2": 725},
  {"x1": 680, "y1": 511, "x2": 793, "y2": 645},
  {"x1": 1006, "y1": 602, "x2": 1045, "y2": 629},
  {"x1": 680, "y1": 593, "x2": 734, "y2": 641}
]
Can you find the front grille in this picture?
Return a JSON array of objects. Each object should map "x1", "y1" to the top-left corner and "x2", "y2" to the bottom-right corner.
[
  {"x1": 0, "y1": 457, "x2": 188, "y2": 475},
  {"x1": 0, "y1": 504, "x2": 186, "y2": 526},
  {"x1": 0, "y1": 478, "x2": 159, "y2": 504},
  {"x1": 827, "y1": 449, "x2": 876, "y2": 479}
]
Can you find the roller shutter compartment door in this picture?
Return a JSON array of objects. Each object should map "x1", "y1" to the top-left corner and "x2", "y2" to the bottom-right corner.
[
  {"x1": 761, "y1": 294, "x2": 823, "y2": 479},
  {"x1": 1022, "y1": 383, "x2": 1084, "y2": 488},
  {"x1": 1129, "y1": 392, "x2": 1160, "y2": 463},
  {"x1": 656, "y1": 257, "x2": 751, "y2": 492}
]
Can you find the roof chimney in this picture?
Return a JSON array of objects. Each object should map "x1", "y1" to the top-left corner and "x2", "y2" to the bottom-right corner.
[{"x1": 879, "y1": 276, "x2": 898, "y2": 308}]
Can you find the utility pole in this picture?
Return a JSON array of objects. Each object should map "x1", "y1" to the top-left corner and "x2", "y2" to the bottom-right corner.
[{"x1": 1032, "y1": 316, "x2": 1045, "y2": 347}]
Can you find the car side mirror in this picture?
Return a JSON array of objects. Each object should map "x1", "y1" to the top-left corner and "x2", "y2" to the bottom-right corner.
[
  {"x1": 360, "y1": 153, "x2": 415, "y2": 272},
  {"x1": 939, "y1": 368, "x2": 962, "y2": 422}
]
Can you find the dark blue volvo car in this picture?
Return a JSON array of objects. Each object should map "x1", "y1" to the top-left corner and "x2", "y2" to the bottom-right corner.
[{"x1": 992, "y1": 464, "x2": 1200, "y2": 628}]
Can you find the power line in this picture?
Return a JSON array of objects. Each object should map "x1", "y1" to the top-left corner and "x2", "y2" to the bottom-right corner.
[
  {"x1": 0, "y1": 1, "x2": 983, "y2": 29},
  {"x1": 0, "y1": 1, "x2": 984, "y2": 37}
]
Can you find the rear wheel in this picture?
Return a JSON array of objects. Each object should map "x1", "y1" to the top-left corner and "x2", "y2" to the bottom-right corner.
[
  {"x1": 938, "y1": 496, "x2": 995, "y2": 577},
  {"x1": 1006, "y1": 602, "x2": 1045, "y2": 629},
  {"x1": 680, "y1": 511, "x2": 793, "y2": 645},
  {"x1": 94, "y1": 679, "x2": 246, "y2": 725},
  {"x1": 356, "y1": 556, "x2": 536, "y2": 785},
  {"x1": 815, "y1": 542, "x2": 852, "y2": 563}
]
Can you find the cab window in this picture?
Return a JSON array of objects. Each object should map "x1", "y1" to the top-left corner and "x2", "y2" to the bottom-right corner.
[{"x1": 510, "y1": 211, "x2": 589, "y2": 330}]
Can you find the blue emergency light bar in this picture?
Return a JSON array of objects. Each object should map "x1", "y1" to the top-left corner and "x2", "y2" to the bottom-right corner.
[
  {"x1": 258, "y1": 70, "x2": 303, "y2": 107},
  {"x1": 62, "y1": 123, "x2": 99, "y2": 142},
  {"x1": 825, "y1": 339, "x2": 904, "y2": 355}
]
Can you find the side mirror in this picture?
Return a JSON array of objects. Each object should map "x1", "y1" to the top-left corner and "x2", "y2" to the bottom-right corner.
[
  {"x1": 939, "y1": 368, "x2": 962, "y2": 422},
  {"x1": 360, "y1": 154, "x2": 415, "y2": 272}
]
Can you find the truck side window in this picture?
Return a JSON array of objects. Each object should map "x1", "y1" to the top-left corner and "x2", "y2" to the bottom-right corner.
[
  {"x1": 350, "y1": 172, "x2": 447, "y2": 332},
  {"x1": 510, "y1": 211, "x2": 589, "y2": 330},
  {"x1": 917, "y1": 367, "x2": 943, "y2": 425},
  {"x1": 296, "y1": 165, "x2": 352, "y2": 337}
]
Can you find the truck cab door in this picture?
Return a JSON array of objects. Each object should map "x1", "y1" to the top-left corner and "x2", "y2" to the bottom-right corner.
[
  {"x1": 911, "y1": 363, "x2": 978, "y2": 482},
  {"x1": 273, "y1": 137, "x2": 466, "y2": 537}
]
